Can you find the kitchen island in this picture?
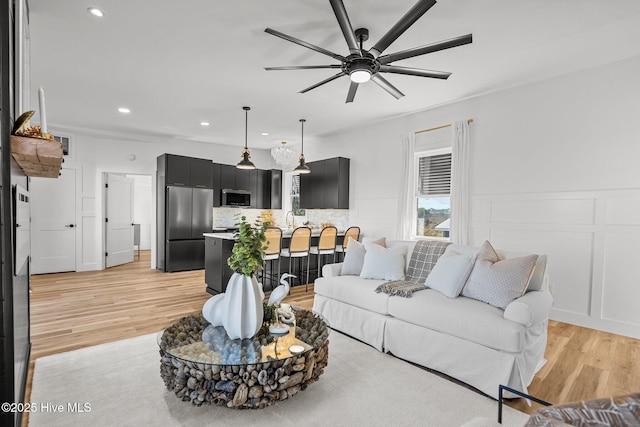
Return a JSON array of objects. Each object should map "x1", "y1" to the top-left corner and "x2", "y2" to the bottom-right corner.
[{"x1": 204, "y1": 230, "x2": 345, "y2": 295}]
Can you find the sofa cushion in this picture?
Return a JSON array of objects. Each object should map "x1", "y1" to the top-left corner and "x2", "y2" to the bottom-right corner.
[
  {"x1": 425, "y1": 250, "x2": 475, "y2": 298},
  {"x1": 461, "y1": 241, "x2": 538, "y2": 309},
  {"x1": 314, "y1": 275, "x2": 390, "y2": 315},
  {"x1": 360, "y1": 243, "x2": 407, "y2": 281},
  {"x1": 387, "y1": 288, "x2": 525, "y2": 352}
]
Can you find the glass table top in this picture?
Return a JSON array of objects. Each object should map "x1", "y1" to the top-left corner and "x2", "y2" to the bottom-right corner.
[{"x1": 158, "y1": 309, "x2": 329, "y2": 366}]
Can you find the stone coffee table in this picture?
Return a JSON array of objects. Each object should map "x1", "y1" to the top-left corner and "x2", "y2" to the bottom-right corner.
[{"x1": 158, "y1": 310, "x2": 330, "y2": 409}]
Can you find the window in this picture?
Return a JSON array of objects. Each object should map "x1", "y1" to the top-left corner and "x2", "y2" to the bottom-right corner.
[
  {"x1": 415, "y1": 149, "x2": 451, "y2": 238},
  {"x1": 52, "y1": 134, "x2": 72, "y2": 157},
  {"x1": 290, "y1": 174, "x2": 305, "y2": 216}
]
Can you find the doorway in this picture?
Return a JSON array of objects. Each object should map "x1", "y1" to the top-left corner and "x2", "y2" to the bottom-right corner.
[{"x1": 30, "y1": 168, "x2": 77, "y2": 274}]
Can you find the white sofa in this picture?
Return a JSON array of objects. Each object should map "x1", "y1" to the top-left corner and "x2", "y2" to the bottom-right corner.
[{"x1": 312, "y1": 240, "x2": 553, "y2": 399}]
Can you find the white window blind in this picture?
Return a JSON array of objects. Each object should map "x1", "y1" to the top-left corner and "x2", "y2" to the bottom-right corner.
[{"x1": 418, "y1": 153, "x2": 451, "y2": 196}]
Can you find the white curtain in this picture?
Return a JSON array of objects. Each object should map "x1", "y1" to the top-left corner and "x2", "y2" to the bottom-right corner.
[
  {"x1": 396, "y1": 132, "x2": 415, "y2": 240},
  {"x1": 450, "y1": 120, "x2": 470, "y2": 245}
]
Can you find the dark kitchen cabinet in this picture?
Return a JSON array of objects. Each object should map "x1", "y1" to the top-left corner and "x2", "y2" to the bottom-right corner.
[
  {"x1": 163, "y1": 154, "x2": 213, "y2": 188},
  {"x1": 212, "y1": 163, "x2": 221, "y2": 207},
  {"x1": 236, "y1": 168, "x2": 252, "y2": 193},
  {"x1": 205, "y1": 236, "x2": 235, "y2": 294},
  {"x1": 220, "y1": 164, "x2": 237, "y2": 190},
  {"x1": 165, "y1": 154, "x2": 191, "y2": 186},
  {"x1": 190, "y1": 157, "x2": 214, "y2": 188},
  {"x1": 255, "y1": 169, "x2": 270, "y2": 209},
  {"x1": 270, "y1": 169, "x2": 282, "y2": 209},
  {"x1": 300, "y1": 157, "x2": 350, "y2": 209}
]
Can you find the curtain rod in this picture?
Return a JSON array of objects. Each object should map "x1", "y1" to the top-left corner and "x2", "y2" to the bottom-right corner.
[{"x1": 415, "y1": 118, "x2": 473, "y2": 135}]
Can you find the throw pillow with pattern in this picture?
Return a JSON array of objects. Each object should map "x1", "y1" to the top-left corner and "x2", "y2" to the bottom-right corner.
[{"x1": 461, "y1": 241, "x2": 538, "y2": 309}]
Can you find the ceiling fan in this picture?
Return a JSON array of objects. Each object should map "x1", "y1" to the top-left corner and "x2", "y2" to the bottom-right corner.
[{"x1": 264, "y1": 0, "x2": 472, "y2": 103}]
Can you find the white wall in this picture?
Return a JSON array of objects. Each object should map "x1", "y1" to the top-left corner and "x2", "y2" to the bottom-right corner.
[
  {"x1": 307, "y1": 54, "x2": 640, "y2": 338},
  {"x1": 52, "y1": 132, "x2": 275, "y2": 271}
]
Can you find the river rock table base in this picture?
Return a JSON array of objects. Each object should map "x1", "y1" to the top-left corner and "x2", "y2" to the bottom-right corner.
[{"x1": 159, "y1": 314, "x2": 330, "y2": 409}]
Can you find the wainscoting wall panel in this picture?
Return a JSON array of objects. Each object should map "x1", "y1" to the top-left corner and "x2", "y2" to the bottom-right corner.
[
  {"x1": 472, "y1": 189, "x2": 640, "y2": 339},
  {"x1": 601, "y1": 233, "x2": 640, "y2": 327}
]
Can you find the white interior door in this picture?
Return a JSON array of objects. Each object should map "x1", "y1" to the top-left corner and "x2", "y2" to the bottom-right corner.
[
  {"x1": 30, "y1": 169, "x2": 77, "y2": 274},
  {"x1": 105, "y1": 173, "x2": 134, "y2": 268}
]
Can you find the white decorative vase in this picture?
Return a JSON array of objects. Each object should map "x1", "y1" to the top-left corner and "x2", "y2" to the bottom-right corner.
[{"x1": 222, "y1": 273, "x2": 264, "y2": 339}]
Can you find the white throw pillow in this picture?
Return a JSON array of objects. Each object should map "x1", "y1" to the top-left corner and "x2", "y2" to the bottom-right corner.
[
  {"x1": 341, "y1": 237, "x2": 385, "y2": 276},
  {"x1": 425, "y1": 251, "x2": 475, "y2": 298},
  {"x1": 461, "y1": 241, "x2": 538, "y2": 309},
  {"x1": 341, "y1": 238, "x2": 365, "y2": 276},
  {"x1": 359, "y1": 243, "x2": 407, "y2": 281}
]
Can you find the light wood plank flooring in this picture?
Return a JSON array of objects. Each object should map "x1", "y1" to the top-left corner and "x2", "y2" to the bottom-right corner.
[{"x1": 23, "y1": 251, "x2": 639, "y2": 424}]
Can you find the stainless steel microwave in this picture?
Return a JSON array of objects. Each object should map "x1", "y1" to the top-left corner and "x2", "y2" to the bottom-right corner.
[{"x1": 221, "y1": 189, "x2": 251, "y2": 207}]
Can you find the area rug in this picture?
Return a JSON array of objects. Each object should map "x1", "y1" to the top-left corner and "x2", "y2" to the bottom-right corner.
[{"x1": 30, "y1": 331, "x2": 529, "y2": 426}]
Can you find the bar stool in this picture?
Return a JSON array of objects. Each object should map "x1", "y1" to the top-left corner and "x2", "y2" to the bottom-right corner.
[
  {"x1": 335, "y1": 226, "x2": 360, "y2": 261},
  {"x1": 310, "y1": 226, "x2": 337, "y2": 281},
  {"x1": 280, "y1": 226, "x2": 311, "y2": 291},
  {"x1": 262, "y1": 227, "x2": 282, "y2": 291}
]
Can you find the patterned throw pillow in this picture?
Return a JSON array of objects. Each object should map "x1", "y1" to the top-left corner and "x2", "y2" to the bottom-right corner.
[{"x1": 461, "y1": 241, "x2": 538, "y2": 309}]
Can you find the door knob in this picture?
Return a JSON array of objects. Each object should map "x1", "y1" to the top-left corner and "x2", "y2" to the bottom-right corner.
[{"x1": 65, "y1": 224, "x2": 75, "y2": 228}]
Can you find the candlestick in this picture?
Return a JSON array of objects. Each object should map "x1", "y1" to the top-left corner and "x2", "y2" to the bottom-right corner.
[{"x1": 38, "y1": 87, "x2": 47, "y2": 135}]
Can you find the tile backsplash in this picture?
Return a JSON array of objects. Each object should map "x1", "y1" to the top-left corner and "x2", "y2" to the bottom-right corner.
[{"x1": 212, "y1": 208, "x2": 350, "y2": 232}]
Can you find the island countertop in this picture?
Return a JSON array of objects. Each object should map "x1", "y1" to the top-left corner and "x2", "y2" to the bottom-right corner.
[{"x1": 203, "y1": 230, "x2": 345, "y2": 240}]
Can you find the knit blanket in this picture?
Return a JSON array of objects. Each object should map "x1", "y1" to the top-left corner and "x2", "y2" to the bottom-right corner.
[
  {"x1": 375, "y1": 281, "x2": 427, "y2": 298},
  {"x1": 374, "y1": 240, "x2": 452, "y2": 297},
  {"x1": 405, "y1": 240, "x2": 451, "y2": 284}
]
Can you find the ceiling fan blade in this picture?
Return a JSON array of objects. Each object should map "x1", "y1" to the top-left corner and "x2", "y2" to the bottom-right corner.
[
  {"x1": 371, "y1": 74, "x2": 404, "y2": 99},
  {"x1": 299, "y1": 71, "x2": 347, "y2": 94},
  {"x1": 265, "y1": 65, "x2": 343, "y2": 70},
  {"x1": 370, "y1": 0, "x2": 437, "y2": 57},
  {"x1": 379, "y1": 65, "x2": 451, "y2": 79},
  {"x1": 329, "y1": 0, "x2": 361, "y2": 56},
  {"x1": 265, "y1": 28, "x2": 347, "y2": 62},
  {"x1": 378, "y1": 34, "x2": 473, "y2": 65},
  {"x1": 346, "y1": 81, "x2": 359, "y2": 103}
]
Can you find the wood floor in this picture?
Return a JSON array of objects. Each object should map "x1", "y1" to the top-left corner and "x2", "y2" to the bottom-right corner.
[{"x1": 23, "y1": 250, "x2": 639, "y2": 423}]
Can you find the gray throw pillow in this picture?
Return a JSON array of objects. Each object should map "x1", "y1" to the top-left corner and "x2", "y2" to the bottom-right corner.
[{"x1": 461, "y1": 241, "x2": 538, "y2": 309}]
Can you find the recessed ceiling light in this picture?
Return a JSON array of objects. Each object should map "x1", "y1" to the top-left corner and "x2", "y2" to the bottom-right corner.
[
  {"x1": 261, "y1": 132, "x2": 269, "y2": 136},
  {"x1": 200, "y1": 122, "x2": 210, "y2": 127},
  {"x1": 118, "y1": 107, "x2": 131, "y2": 114},
  {"x1": 87, "y1": 7, "x2": 105, "y2": 17}
]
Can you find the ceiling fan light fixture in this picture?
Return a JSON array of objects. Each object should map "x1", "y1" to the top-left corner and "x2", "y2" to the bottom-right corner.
[
  {"x1": 350, "y1": 69, "x2": 371, "y2": 83},
  {"x1": 236, "y1": 106, "x2": 256, "y2": 170}
]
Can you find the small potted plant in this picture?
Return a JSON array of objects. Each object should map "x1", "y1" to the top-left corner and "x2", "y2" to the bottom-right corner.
[{"x1": 221, "y1": 216, "x2": 269, "y2": 339}]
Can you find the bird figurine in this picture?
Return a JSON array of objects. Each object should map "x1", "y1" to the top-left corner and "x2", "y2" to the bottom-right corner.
[
  {"x1": 267, "y1": 273, "x2": 295, "y2": 335},
  {"x1": 268, "y1": 273, "x2": 295, "y2": 306}
]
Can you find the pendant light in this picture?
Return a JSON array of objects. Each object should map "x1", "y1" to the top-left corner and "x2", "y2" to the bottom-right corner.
[
  {"x1": 236, "y1": 106, "x2": 256, "y2": 170},
  {"x1": 294, "y1": 119, "x2": 311, "y2": 174}
]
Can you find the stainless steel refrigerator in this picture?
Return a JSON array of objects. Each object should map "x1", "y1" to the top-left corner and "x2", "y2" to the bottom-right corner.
[{"x1": 165, "y1": 186, "x2": 213, "y2": 272}]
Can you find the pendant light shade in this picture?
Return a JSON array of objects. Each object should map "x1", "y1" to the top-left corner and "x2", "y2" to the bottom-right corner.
[
  {"x1": 236, "y1": 106, "x2": 256, "y2": 170},
  {"x1": 294, "y1": 119, "x2": 311, "y2": 174}
]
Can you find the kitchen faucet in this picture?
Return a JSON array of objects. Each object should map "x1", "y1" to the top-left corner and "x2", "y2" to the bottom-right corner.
[{"x1": 285, "y1": 210, "x2": 296, "y2": 228}]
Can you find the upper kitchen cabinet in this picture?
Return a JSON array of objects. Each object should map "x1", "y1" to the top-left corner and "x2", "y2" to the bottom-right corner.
[
  {"x1": 190, "y1": 157, "x2": 214, "y2": 188},
  {"x1": 212, "y1": 163, "x2": 221, "y2": 207},
  {"x1": 163, "y1": 154, "x2": 213, "y2": 188},
  {"x1": 300, "y1": 157, "x2": 349, "y2": 209}
]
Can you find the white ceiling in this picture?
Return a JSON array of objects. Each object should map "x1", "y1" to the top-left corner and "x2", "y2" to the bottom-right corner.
[{"x1": 28, "y1": 0, "x2": 640, "y2": 150}]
